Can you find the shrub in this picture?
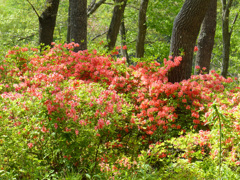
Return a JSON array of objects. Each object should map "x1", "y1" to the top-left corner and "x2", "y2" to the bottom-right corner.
[{"x1": 0, "y1": 43, "x2": 239, "y2": 179}]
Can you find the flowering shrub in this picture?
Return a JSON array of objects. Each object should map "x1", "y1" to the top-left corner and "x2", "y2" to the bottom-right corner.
[
  {"x1": 170, "y1": 88, "x2": 240, "y2": 165},
  {"x1": 0, "y1": 43, "x2": 239, "y2": 179}
]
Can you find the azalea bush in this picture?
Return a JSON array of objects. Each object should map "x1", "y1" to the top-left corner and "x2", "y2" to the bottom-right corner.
[{"x1": 0, "y1": 43, "x2": 240, "y2": 179}]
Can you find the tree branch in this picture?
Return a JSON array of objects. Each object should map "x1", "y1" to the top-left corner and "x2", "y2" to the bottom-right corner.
[
  {"x1": 88, "y1": 0, "x2": 96, "y2": 10},
  {"x1": 104, "y1": 2, "x2": 139, "y2": 10},
  {"x1": 104, "y1": 2, "x2": 114, "y2": 5},
  {"x1": 226, "y1": 0, "x2": 233, "y2": 12},
  {"x1": 221, "y1": 0, "x2": 226, "y2": 11},
  {"x1": 91, "y1": 30, "x2": 108, "y2": 41},
  {"x1": 230, "y1": 11, "x2": 239, "y2": 35},
  {"x1": 87, "y1": 0, "x2": 106, "y2": 17},
  {"x1": 127, "y1": 4, "x2": 140, "y2": 11},
  {"x1": 25, "y1": 0, "x2": 40, "y2": 18},
  {"x1": 17, "y1": 33, "x2": 36, "y2": 41}
]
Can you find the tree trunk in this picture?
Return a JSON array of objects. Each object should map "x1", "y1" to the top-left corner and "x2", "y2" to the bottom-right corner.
[
  {"x1": 221, "y1": 0, "x2": 233, "y2": 78},
  {"x1": 136, "y1": 0, "x2": 149, "y2": 58},
  {"x1": 67, "y1": 4, "x2": 71, "y2": 43},
  {"x1": 168, "y1": 0, "x2": 211, "y2": 83},
  {"x1": 195, "y1": 0, "x2": 217, "y2": 74},
  {"x1": 69, "y1": 0, "x2": 87, "y2": 51},
  {"x1": 39, "y1": 0, "x2": 60, "y2": 47},
  {"x1": 106, "y1": 0, "x2": 127, "y2": 51},
  {"x1": 120, "y1": 17, "x2": 130, "y2": 64}
]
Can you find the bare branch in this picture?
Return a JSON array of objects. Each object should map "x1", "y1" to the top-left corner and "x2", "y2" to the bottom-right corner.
[
  {"x1": 104, "y1": 2, "x2": 114, "y2": 5},
  {"x1": 222, "y1": 0, "x2": 233, "y2": 19},
  {"x1": 104, "y1": 2, "x2": 139, "y2": 10},
  {"x1": 230, "y1": 11, "x2": 239, "y2": 35},
  {"x1": 17, "y1": 33, "x2": 36, "y2": 41},
  {"x1": 25, "y1": 0, "x2": 40, "y2": 18},
  {"x1": 87, "y1": 0, "x2": 106, "y2": 17},
  {"x1": 88, "y1": 0, "x2": 96, "y2": 10},
  {"x1": 129, "y1": 39, "x2": 136, "y2": 44},
  {"x1": 91, "y1": 30, "x2": 108, "y2": 41}
]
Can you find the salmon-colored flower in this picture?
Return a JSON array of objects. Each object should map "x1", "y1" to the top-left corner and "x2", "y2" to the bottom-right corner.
[
  {"x1": 194, "y1": 46, "x2": 198, "y2": 52},
  {"x1": 28, "y1": 143, "x2": 33, "y2": 148}
]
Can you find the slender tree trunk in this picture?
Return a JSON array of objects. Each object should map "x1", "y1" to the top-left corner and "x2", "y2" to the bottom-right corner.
[
  {"x1": 136, "y1": 0, "x2": 149, "y2": 58},
  {"x1": 69, "y1": 0, "x2": 87, "y2": 51},
  {"x1": 120, "y1": 17, "x2": 129, "y2": 64},
  {"x1": 39, "y1": 0, "x2": 60, "y2": 47},
  {"x1": 106, "y1": 0, "x2": 127, "y2": 51},
  {"x1": 221, "y1": 0, "x2": 233, "y2": 78},
  {"x1": 67, "y1": 4, "x2": 71, "y2": 43},
  {"x1": 168, "y1": 0, "x2": 211, "y2": 83},
  {"x1": 195, "y1": 0, "x2": 217, "y2": 74}
]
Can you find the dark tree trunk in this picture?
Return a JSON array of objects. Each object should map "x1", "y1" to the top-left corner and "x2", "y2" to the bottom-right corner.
[
  {"x1": 120, "y1": 17, "x2": 129, "y2": 64},
  {"x1": 69, "y1": 0, "x2": 87, "y2": 51},
  {"x1": 221, "y1": 0, "x2": 234, "y2": 78},
  {"x1": 67, "y1": 0, "x2": 106, "y2": 43},
  {"x1": 136, "y1": 0, "x2": 149, "y2": 58},
  {"x1": 106, "y1": 0, "x2": 127, "y2": 51},
  {"x1": 195, "y1": 0, "x2": 217, "y2": 74},
  {"x1": 168, "y1": 0, "x2": 211, "y2": 83},
  {"x1": 39, "y1": 0, "x2": 60, "y2": 47},
  {"x1": 67, "y1": 4, "x2": 71, "y2": 43}
]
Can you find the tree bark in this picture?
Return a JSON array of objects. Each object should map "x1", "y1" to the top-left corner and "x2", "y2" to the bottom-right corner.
[
  {"x1": 39, "y1": 0, "x2": 60, "y2": 47},
  {"x1": 168, "y1": 0, "x2": 211, "y2": 83},
  {"x1": 195, "y1": 0, "x2": 217, "y2": 74},
  {"x1": 69, "y1": 0, "x2": 87, "y2": 51},
  {"x1": 120, "y1": 17, "x2": 130, "y2": 64},
  {"x1": 106, "y1": 0, "x2": 127, "y2": 51},
  {"x1": 221, "y1": 0, "x2": 234, "y2": 78},
  {"x1": 136, "y1": 0, "x2": 149, "y2": 58},
  {"x1": 67, "y1": 4, "x2": 71, "y2": 43}
]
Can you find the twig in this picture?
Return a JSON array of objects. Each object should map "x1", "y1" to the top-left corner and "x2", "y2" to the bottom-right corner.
[
  {"x1": 230, "y1": 11, "x2": 239, "y2": 35},
  {"x1": 17, "y1": 33, "x2": 36, "y2": 41},
  {"x1": 91, "y1": 30, "x2": 108, "y2": 41},
  {"x1": 88, "y1": 0, "x2": 96, "y2": 10},
  {"x1": 25, "y1": 0, "x2": 40, "y2": 18},
  {"x1": 88, "y1": 0, "x2": 107, "y2": 17},
  {"x1": 104, "y1": 2, "x2": 139, "y2": 10}
]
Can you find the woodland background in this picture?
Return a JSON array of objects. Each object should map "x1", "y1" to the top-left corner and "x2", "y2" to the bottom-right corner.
[{"x1": 0, "y1": 0, "x2": 239, "y2": 77}]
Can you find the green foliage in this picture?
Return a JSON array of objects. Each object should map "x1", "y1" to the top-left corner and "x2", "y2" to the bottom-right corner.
[
  {"x1": 144, "y1": 0, "x2": 183, "y2": 61},
  {"x1": 0, "y1": 0, "x2": 38, "y2": 48},
  {"x1": 0, "y1": 0, "x2": 240, "y2": 178},
  {"x1": 0, "y1": 44, "x2": 240, "y2": 179}
]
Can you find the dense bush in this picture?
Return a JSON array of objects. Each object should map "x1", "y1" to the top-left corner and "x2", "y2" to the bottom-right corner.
[{"x1": 0, "y1": 43, "x2": 239, "y2": 179}]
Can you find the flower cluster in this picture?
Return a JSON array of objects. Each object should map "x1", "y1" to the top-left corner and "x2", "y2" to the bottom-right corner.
[{"x1": 0, "y1": 43, "x2": 239, "y2": 178}]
